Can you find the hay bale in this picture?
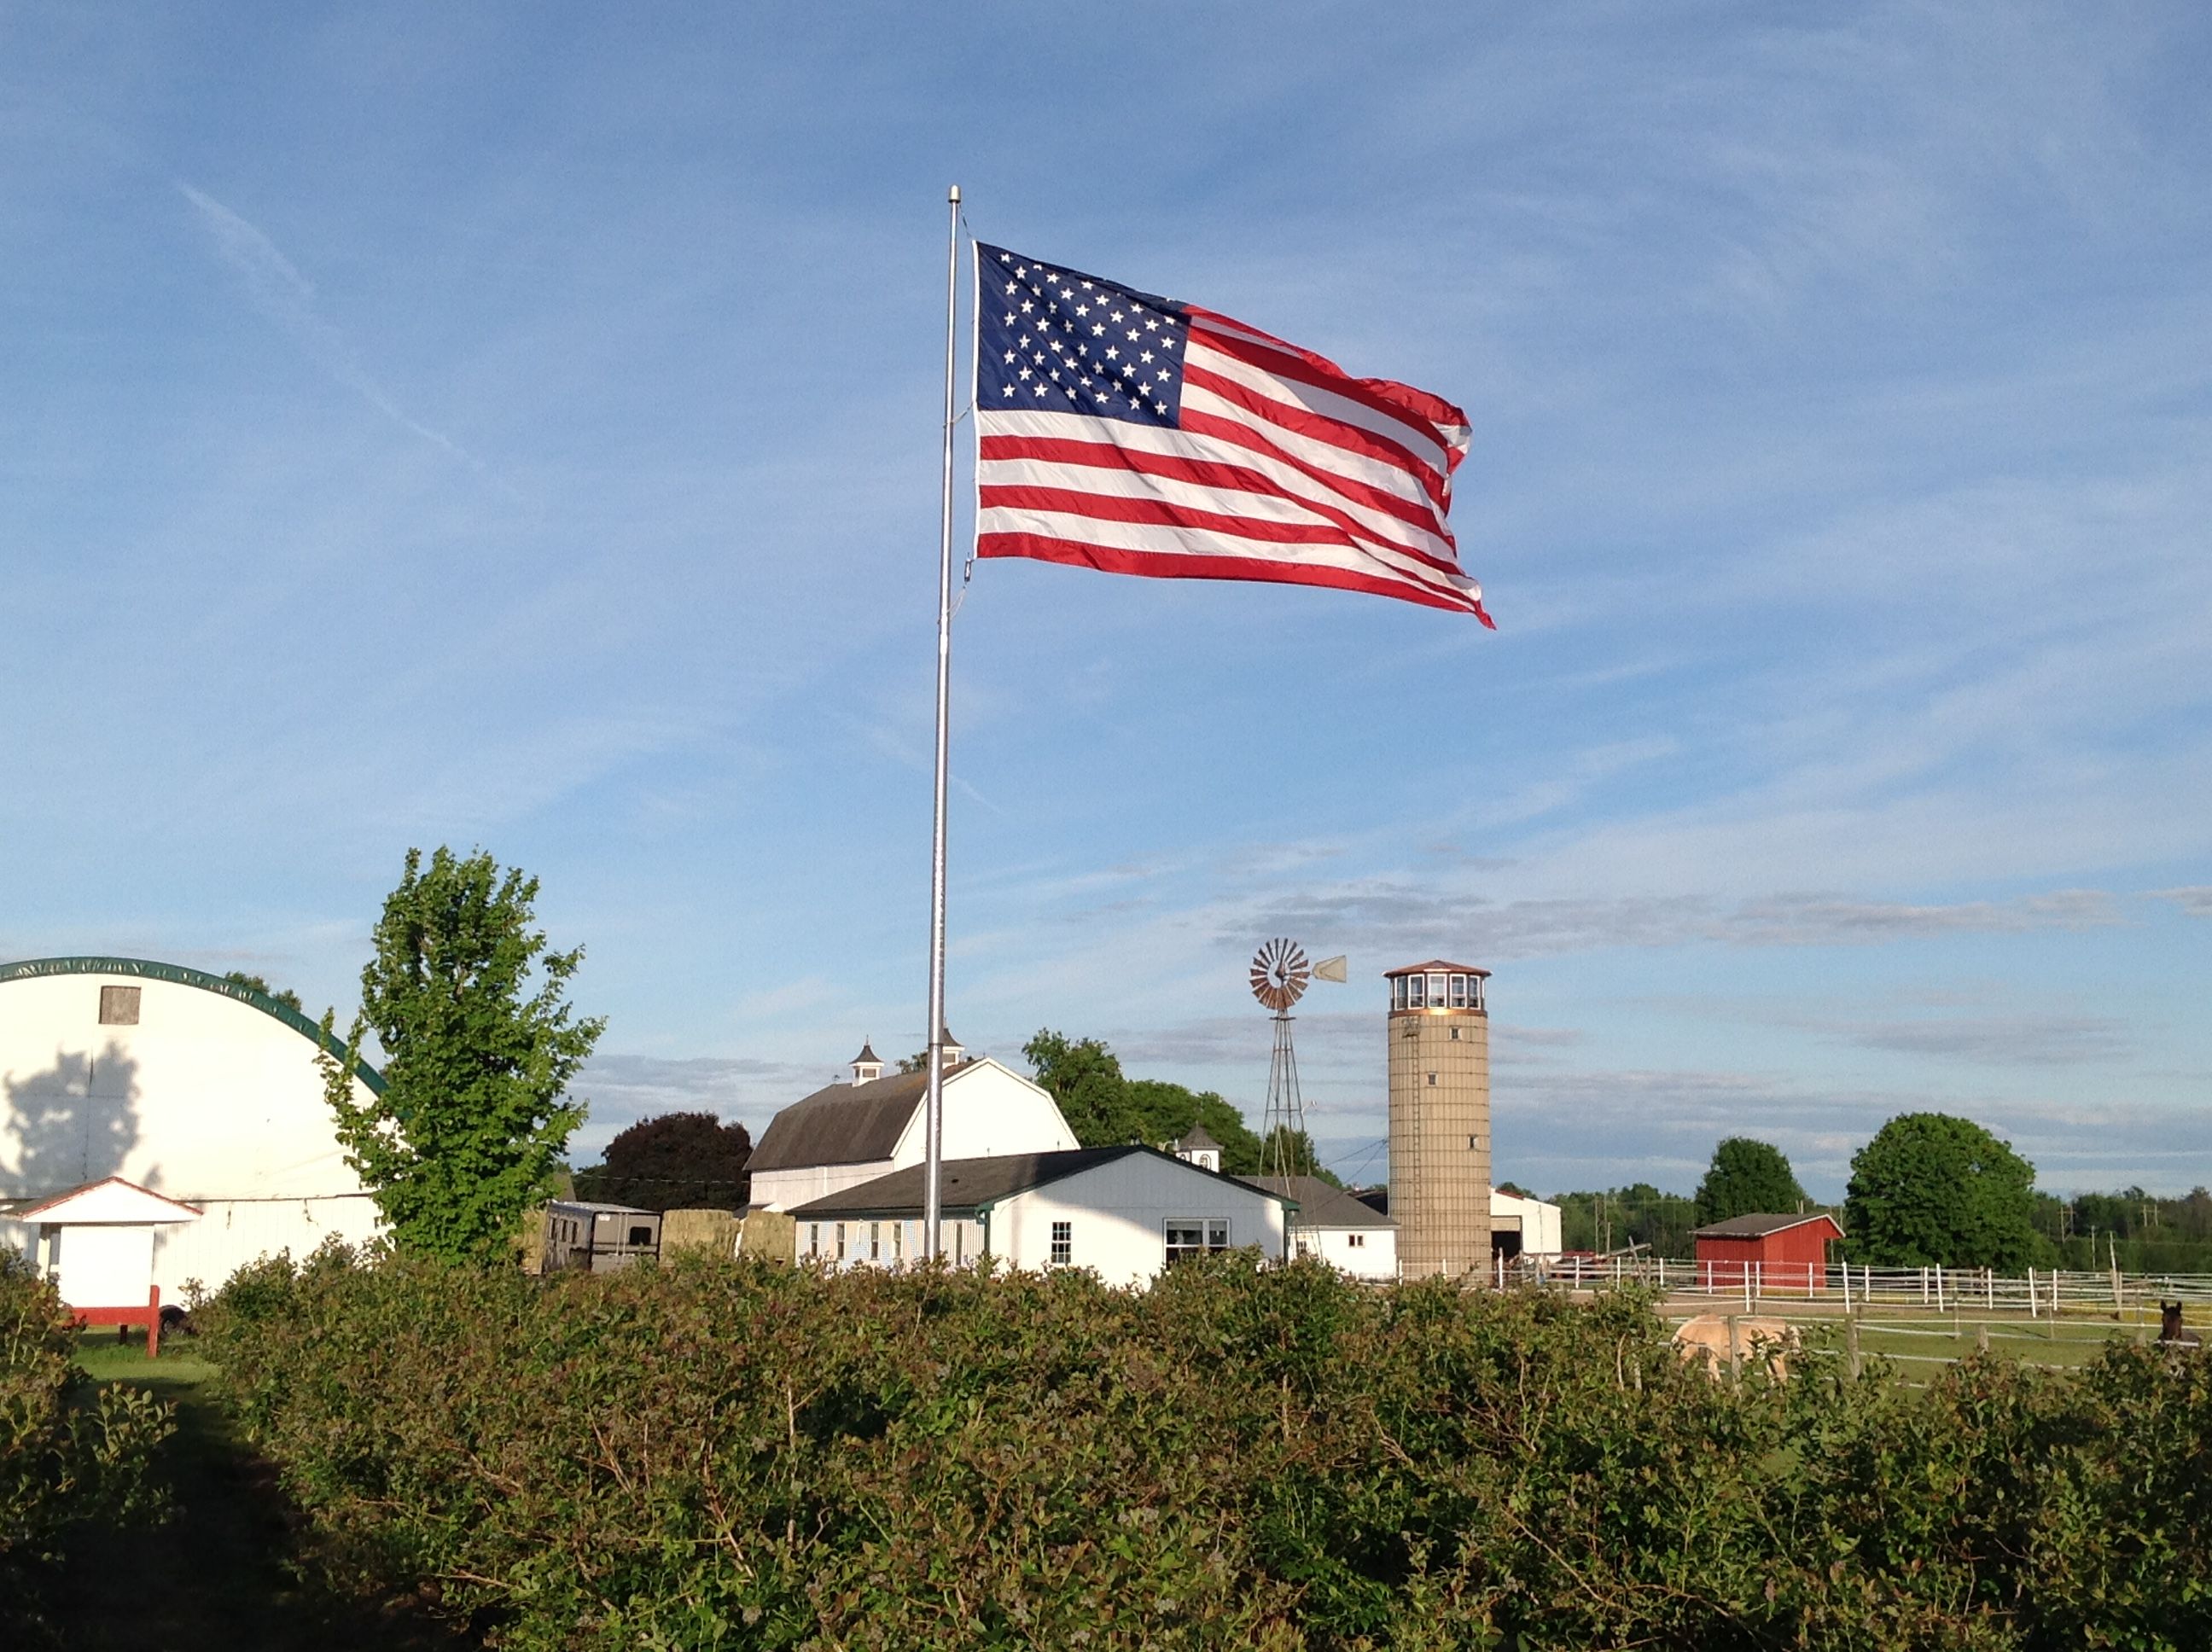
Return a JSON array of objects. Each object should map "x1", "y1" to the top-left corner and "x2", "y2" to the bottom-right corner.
[
  {"x1": 661, "y1": 1207, "x2": 742, "y2": 1259},
  {"x1": 738, "y1": 1208, "x2": 796, "y2": 1262}
]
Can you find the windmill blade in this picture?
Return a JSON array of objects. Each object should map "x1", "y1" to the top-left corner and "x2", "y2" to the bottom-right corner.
[{"x1": 1312, "y1": 955, "x2": 1348, "y2": 983}]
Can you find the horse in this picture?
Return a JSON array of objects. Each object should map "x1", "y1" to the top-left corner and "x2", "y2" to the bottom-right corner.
[
  {"x1": 2157, "y1": 1300, "x2": 2201, "y2": 1351},
  {"x1": 1673, "y1": 1314, "x2": 1797, "y2": 1380}
]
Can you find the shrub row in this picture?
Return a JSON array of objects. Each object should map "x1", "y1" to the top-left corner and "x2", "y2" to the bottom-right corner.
[
  {"x1": 201, "y1": 1247, "x2": 2212, "y2": 1650},
  {"x1": 1, "y1": 1251, "x2": 172, "y2": 1636}
]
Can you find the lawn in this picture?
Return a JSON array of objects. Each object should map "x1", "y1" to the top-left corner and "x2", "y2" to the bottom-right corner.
[{"x1": 58, "y1": 1335, "x2": 468, "y2": 1652}]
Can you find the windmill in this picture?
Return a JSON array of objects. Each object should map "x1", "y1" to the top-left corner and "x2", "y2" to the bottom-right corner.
[{"x1": 1249, "y1": 939, "x2": 1348, "y2": 1184}]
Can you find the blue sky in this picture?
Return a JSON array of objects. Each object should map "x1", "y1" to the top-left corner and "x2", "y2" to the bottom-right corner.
[{"x1": 4, "y1": 3, "x2": 2208, "y2": 1199}]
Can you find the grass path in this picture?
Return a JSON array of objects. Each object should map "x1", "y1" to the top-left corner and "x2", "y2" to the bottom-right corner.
[{"x1": 62, "y1": 1337, "x2": 468, "y2": 1652}]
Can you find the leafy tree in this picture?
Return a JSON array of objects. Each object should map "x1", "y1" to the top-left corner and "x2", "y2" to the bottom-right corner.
[
  {"x1": 223, "y1": 970, "x2": 304, "y2": 1013},
  {"x1": 1693, "y1": 1137, "x2": 1806, "y2": 1226},
  {"x1": 574, "y1": 1113, "x2": 753, "y2": 1212},
  {"x1": 1256, "y1": 1126, "x2": 1341, "y2": 1185},
  {"x1": 318, "y1": 846, "x2": 604, "y2": 1262},
  {"x1": 1843, "y1": 1112, "x2": 2042, "y2": 1270},
  {"x1": 1022, "y1": 1029, "x2": 1266, "y2": 1172}
]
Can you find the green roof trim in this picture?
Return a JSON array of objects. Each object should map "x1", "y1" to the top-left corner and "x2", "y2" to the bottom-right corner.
[{"x1": 0, "y1": 956, "x2": 387, "y2": 1096}]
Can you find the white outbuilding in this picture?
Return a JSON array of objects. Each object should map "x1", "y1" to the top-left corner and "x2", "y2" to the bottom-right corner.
[
  {"x1": 790, "y1": 1144, "x2": 1293, "y2": 1288},
  {"x1": 1254, "y1": 1175, "x2": 1400, "y2": 1283},
  {"x1": 0, "y1": 957, "x2": 385, "y2": 1297},
  {"x1": 747, "y1": 1033, "x2": 1080, "y2": 1213}
]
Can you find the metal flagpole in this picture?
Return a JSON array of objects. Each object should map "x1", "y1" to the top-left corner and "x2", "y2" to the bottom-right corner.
[{"x1": 924, "y1": 184, "x2": 961, "y2": 1259}]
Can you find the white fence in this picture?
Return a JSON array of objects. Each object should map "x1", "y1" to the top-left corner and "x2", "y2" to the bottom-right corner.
[{"x1": 1510, "y1": 1254, "x2": 2212, "y2": 1318}]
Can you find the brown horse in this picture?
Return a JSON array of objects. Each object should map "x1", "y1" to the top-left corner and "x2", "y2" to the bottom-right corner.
[{"x1": 2158, "y1": 1300, "x2": 2202, "y2": 1351}]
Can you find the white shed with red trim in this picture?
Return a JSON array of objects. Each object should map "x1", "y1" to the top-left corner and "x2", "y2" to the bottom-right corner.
[{"x1": 6, "y1": 1175, "x2": 201, "y2": 1312}]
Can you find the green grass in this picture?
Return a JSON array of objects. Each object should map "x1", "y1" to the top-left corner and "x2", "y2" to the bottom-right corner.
[{"x1": 60, "y1": 1335, "x2": 469, "y2": 1651}]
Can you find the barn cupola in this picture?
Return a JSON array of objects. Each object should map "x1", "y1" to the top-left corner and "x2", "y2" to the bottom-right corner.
[
  {"x1": 850, "y1": 1040, "x2": 883, "y2": 1085},
  {"x1": 1171, "y1": 1121, "x2": 1221, "y2": 1173},
  {"x1": 935, "y1": 1027, "x2": 965, "y2": 1068}
]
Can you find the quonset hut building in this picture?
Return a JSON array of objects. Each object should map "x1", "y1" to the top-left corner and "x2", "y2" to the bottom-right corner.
[{"x1": 0, "y1": 957, "x2": 385, "y2": 1301}]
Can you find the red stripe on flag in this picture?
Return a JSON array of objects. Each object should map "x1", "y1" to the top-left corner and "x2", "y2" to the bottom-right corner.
[
  {"x1": 978, "y1": 433, "x2": 1463, "y2": 576},
  {"x1": 1181, "y1": 363, "x2": 1451, "y2": 517},
  {"x1": 1189, "y1": 318, "x2": 1466, "y2": 476},
  {"x1": 977, "y1": 531, "x2": 1493, "y2": 620}
]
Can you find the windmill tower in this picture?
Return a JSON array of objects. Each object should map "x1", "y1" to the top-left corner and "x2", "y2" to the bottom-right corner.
[{"x1": 1249, "y1": 939, "x2": 1348, "y2": 1184}]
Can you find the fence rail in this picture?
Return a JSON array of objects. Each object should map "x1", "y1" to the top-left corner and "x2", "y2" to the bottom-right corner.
[{"x1": 1507, "y1": 1254, "x2": 2212, "y2": 1318}]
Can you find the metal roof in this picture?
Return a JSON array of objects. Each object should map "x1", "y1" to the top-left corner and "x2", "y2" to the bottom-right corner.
[
  {"x1": 1691, "y1": 1212, "x2": 1844, "y2": 1241},
  {"x1": 1249, "y1": 1175, "x2": 1396, "y2": 1230},
  {"x1": 789, "y1": 1144, "x2": 1296, "y2": 1220},
  {"x1": 750, "y1": 1062, "x2": 977, "y2": 1172},
  {"x1": 1382, "y1": 958, "x2": 1491, "y2": 979}
]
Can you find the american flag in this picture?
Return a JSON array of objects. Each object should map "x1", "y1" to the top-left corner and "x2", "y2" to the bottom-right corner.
[{"x1": 973, "y1": 243, "x2": 1491, "y2": 623}]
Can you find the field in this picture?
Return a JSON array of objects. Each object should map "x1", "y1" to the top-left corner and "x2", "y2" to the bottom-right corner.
[{"x1": 1657, "y1": 1300, "x2": 2171, "y2": 1377}]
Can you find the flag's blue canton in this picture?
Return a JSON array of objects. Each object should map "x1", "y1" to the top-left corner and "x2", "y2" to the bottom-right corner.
[{"x1": 978, "y1": 243, "x2": 1189, "y2": 428}]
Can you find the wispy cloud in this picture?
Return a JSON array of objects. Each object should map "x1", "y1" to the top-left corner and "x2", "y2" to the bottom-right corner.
[
  {"x1": 176, "y1": 182, "x2": 497, "y2": 477},
  {"x1": 2151, "y1": 887, "x2": 2212, "y2": 919}
]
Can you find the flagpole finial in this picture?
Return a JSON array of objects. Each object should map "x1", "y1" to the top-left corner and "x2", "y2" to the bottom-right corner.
[{"x1": 948, "y1": 183, "x2": 961, "y2": 204}]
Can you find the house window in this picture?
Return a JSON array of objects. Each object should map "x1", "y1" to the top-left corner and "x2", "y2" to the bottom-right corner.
[
  {"x1": 1051, "y1": 1220, "x2": 1072, "y2": 1265},
  {"x1": 809, "y1": 1223, "x2": 821, "y2": 1258},
  {"x1": 1165, "y1": 1219, "x2": 1228, "y2": 1266},
  {"x1": 1348, "y1": 1232, "x2": 1365, "y2": 1248},
  {"x1": 835, "y1": 1223, "x2": 848, "y2": 1261},
  {"x1": 892, "y1": 1222, "x2": 905, "y2": 1263},
  {"x1": 869, "y1": 1222, "x2": 882, "y2": 1261},
  {"x1": 99, "y1": 986, "x2": 141, "y2": 1026}
]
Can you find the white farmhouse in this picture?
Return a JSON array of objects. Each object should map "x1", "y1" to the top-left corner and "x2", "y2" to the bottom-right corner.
[
  {"x1": 0, "y1": 957, "x2": 385, "y2": 1297},
  {"x1": 747, "y1": 1033, "x2": 1078, "y2": 1213},
  {"x1": 790, "y1": 1144, "x2": 1291, "y2": 1288}
]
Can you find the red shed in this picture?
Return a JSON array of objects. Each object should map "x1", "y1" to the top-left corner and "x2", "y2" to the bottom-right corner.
[{"x1": 1692, "y1": 1213, "x2": 1844, "y2": 1294}]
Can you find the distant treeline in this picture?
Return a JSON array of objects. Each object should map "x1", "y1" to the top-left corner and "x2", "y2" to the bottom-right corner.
[{"x1": 1548, "y1": 1184, "x2": 2212, "y2": 1271}]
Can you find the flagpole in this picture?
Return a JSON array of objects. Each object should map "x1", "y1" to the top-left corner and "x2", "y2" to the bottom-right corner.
[{"x1": 924, "y1": 183, "x2": 960, "y2": 1260}]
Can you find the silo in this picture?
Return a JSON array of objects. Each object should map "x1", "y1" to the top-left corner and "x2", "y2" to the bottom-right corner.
[{"x1": 1385, "y1": 960, "x2": 1492, "y2": 1283}]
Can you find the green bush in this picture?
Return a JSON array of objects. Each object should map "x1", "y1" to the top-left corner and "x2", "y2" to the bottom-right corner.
[
  {"x1": 2, "y1": 1250, "x2": 173, "y2": 1632},
  {"x1": 199, "y1": 1246, "x2": 2212, "y2": 1649}
]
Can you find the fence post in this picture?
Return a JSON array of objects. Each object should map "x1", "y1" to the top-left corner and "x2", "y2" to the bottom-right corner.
[
  {"x1": 1921, "y1": 1266, "x2": 1929, "y2": 1306},
  {"x1": 1935, "y1": 1264, "x2": 1945, "y2": 1314},
  {"x1": 1847, "y1": 1313, "x2": 1861, "y2": 1380},
  {"x1": 1842, "y1": 1259, "x2": 1853, "y2": 1313},
  {"x1": 1985, "y1": 1268, "x2": 1994, "y2": 1311},
  {"x1": 1743, "y1": 1265, "x2": 1753, "y2": 1314}
]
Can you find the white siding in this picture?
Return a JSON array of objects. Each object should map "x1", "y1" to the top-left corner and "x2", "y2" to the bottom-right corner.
[
  {"x1": 749, "y1": 1157, "x2": 898, "y2": 1213},
  {"x1": 888, "y1": 1061, "x2": 1079, "y2": 1166},
  {"x1": 1492, "y1": 1190, "x2": 1563, "y2": 1255},
  {"x1": 50, "y1": 1224, "x2": 156, "y2": 1308},
  {"x1": 1290, "y1": 1223, "x2": 1398, "y2": 1283},
  {"x1": 990, "y1": 1157, "x2": 1287, "y2": 1290}
]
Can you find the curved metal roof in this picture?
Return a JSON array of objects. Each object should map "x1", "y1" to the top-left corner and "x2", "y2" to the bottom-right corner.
[{"x1": 0, "y1": 956, "x2": 387, "y2": 1096}]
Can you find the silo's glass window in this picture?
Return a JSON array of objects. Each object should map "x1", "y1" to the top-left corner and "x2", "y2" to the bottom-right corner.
[
  {"x1": 1390, "y1": 977, "x2": 1405, "y2": 1009},
  {"x1": 1408, "y1": 976, "x2": 1425, "y2": 1008},
  {"x1": 1427, "y1": 973, "x2": 1447, "y2": 1004},
  {"x1": 1450, "y1": 974, "x2": 1468, "y2": 1006}
]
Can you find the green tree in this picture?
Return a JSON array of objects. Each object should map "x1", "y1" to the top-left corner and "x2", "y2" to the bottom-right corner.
[
  {"x1": 223, "y1": 970, "x2": 304, "y2": 1013},
  {"x1": 319, "y1": 846, "x2": 604, "y2": 1262},
  {"x1": 574, "y1": 1112, "x2": 753, "y2": 1212},
  {"x1": 1843, "y1": 1112, "x2": 2042, "y2": 1270},
  {"x1": 1256, "y1": 1125, "x2": 1340, "y2": 1185},
  {"x1": 1693, "y1": 1137, "x2": 1806, "y2": 1226},
  {"x1": 1022, "y1": 1030, "x2": 1268, "y2": 1172}
]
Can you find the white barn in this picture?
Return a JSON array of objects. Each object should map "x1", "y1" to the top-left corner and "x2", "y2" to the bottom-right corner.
[
  {"x1": 791, "y1": 1144, "x2": 1292, "y2": 1288},
  {"x1": 0, "y1": 957, "x2": 384, "y2": 1298},
  {"x1": 747, "y1": 1035, "x2": 1079, "y2": 1213}
]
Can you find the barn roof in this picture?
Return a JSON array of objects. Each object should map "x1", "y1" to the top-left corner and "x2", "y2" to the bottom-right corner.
[
  {"x1": 0, "y1": 957, "x2": 387, "y2": 1095},
  {"x1": 790, "y1": 1144, "x2": 1295, "y2": 1220},
  {"x1": 1249, "y1": 1175, "x2": 1395, "y2": 1230},
  {"x1": 2, "y1": 1176, "x2": 203, "y2": 1224},
  {"x1": 751, "y1": 1062, "x2": 978, "y2": 1172},
  {"x1": 1692, "y1": 1212, "x2": 1844, "y2": 1241}
]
